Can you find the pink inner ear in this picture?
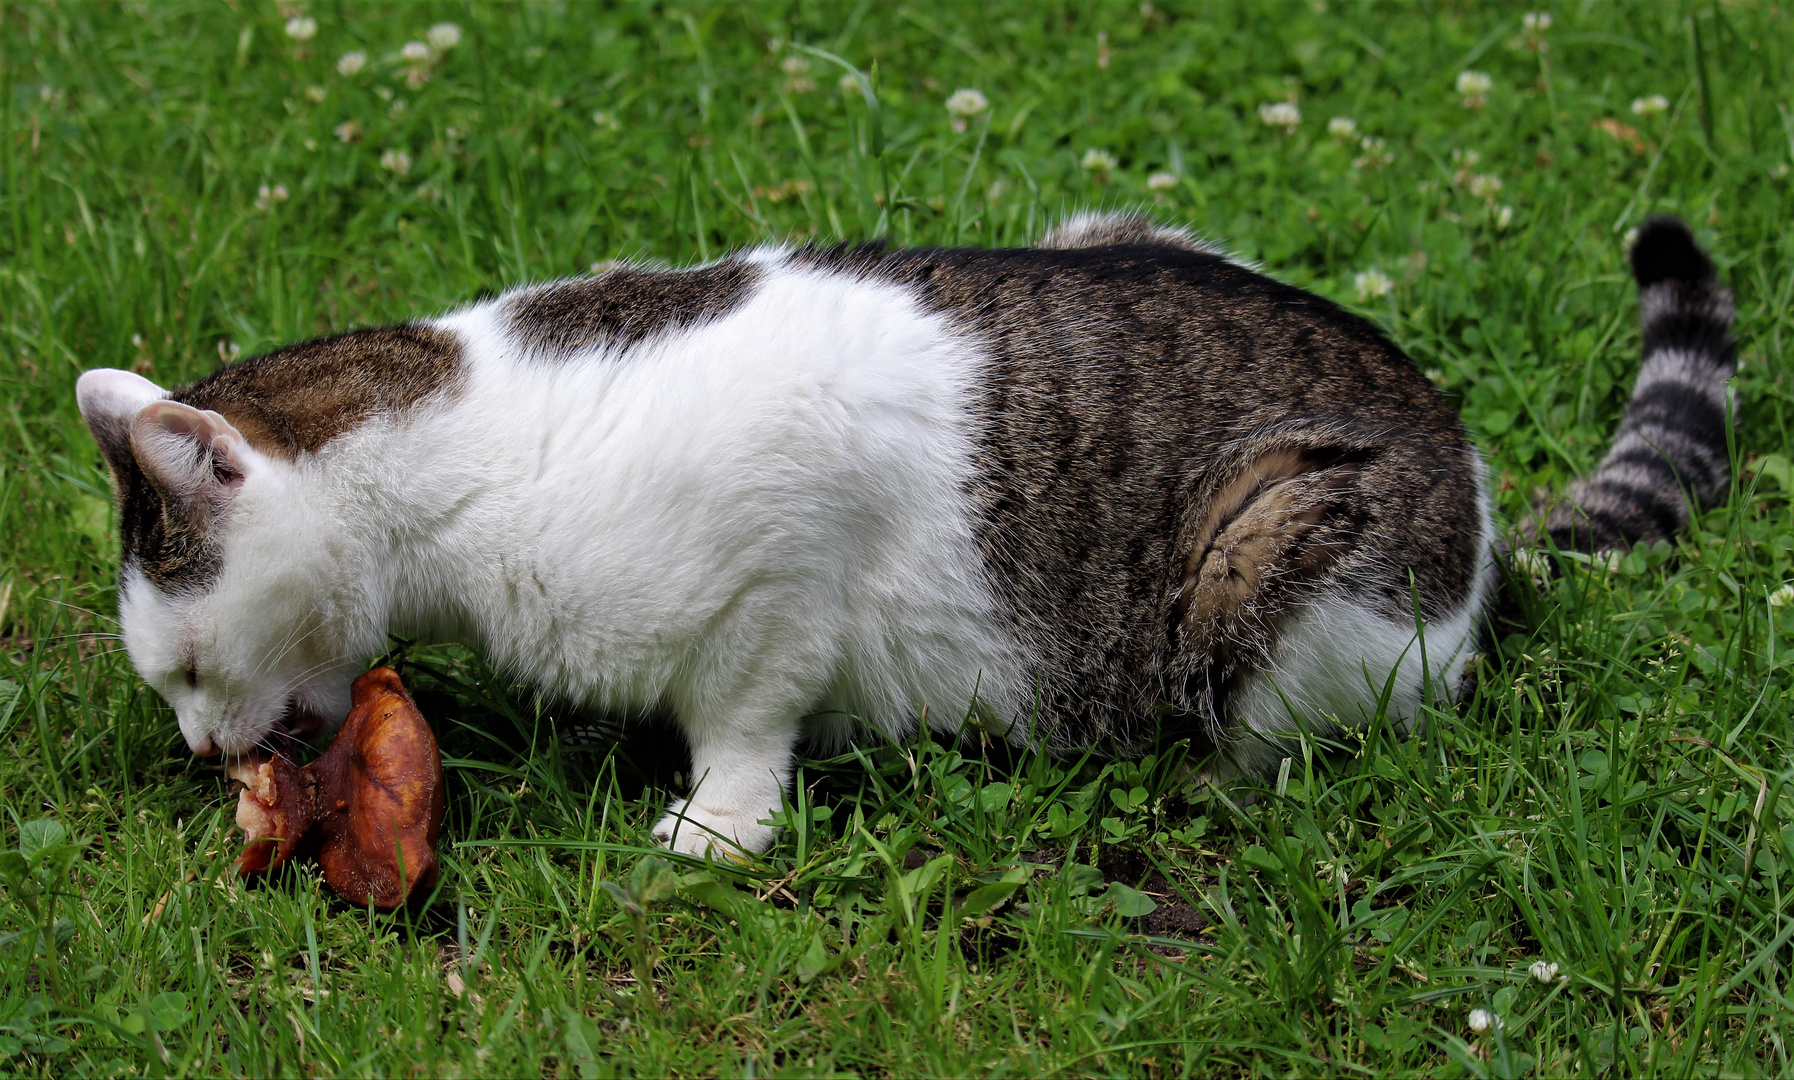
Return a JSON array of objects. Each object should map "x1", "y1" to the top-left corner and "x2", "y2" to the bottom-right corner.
[
  {"x1": 132, "y1": 401, "x2": 253, "y2": 498},
  {"x1": 140, "y1": 400, "x2": 228, "y2": 441}
]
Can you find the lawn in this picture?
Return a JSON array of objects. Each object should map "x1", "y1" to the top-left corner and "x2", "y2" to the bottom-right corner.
[{"x1": 3, "y1": 1, "x2": 1793, "y2": 1075}]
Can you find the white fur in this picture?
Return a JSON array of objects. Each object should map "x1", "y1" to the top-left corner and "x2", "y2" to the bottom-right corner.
[
  {"x1": 75, "y1": 369, "x2": 166, "y2": 432},
  {"x1": 115, "y1": 442, "x2": 366, "y2": 760}
]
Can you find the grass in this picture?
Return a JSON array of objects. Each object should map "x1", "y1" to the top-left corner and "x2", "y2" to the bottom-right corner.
[{"x1": 2, "y1": 0, "x2": 1793, "y2": 1074}]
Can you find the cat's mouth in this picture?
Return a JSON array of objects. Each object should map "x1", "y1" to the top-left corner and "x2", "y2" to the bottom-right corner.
[
  {"x1": 203, "y1": 698, "x2": 337, "y2": 760},
  {"x1": 263, "y1": 697, "x2": 333, "y2": 752}
]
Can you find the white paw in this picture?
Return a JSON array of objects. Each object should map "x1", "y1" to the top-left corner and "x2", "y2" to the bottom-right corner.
[{"x1": 652, "y1": 799, "x2": 778, "y2": 860}]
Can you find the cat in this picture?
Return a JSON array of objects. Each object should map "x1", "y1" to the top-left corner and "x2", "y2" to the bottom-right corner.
[{"x1": 75, "y1": 213, "x2": 1735, "y2": 857}]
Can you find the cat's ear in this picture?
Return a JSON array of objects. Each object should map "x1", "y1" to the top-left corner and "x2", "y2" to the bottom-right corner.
[
  {"x1": 76, "y1": 368, "x2": 167, "y2": 481},
  {"x1": 129, "y1": 400, "x2": 253, "y2": 508}
]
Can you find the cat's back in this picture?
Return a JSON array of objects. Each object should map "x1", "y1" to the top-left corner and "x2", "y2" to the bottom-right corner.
[
  {"x1": 789, "y1": 228, "x2": 1452, "y2": 432},
  {"x1": 172, "y1": 228, "x2": 1452, "y2": 462}
]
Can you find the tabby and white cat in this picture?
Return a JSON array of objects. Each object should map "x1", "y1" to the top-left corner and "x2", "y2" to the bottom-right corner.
[{"x1": 75, "y1": 213, "x2": 1734, "y2": 857}]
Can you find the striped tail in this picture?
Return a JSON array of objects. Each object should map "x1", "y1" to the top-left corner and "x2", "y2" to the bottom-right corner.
[{"x1": 1542, "y1": 217, "x2": 1737, "y2": 552}]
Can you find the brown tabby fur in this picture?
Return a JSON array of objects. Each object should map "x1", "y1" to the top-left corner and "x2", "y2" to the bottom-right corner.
[{"x1": 793, "y1": 225, "x2": 1481, "y2": 750}]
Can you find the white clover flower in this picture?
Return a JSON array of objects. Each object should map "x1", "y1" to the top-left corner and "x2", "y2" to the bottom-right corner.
[
  {"x1": 1771, "y1": 584, "x2": 1794, "y2": 609},
  {"x1": 426, "y1": 23, "x2": 462, "y2": 51},
  {"x1": 591, "y1": 110, "x2": 620, "y2": 131},
  {"x1": 839, "y1": 72, "x2": 858, "y2": 92},
  {"x1": 284, "y1": 16, "x2": 318, "y2": 42},
  {"x1": 945, "y1": 88, "x2": 989, "y2": 117},
  {"x1": 379, "y1": 149, "x2": 412, "y2": 175},
  {"x1": 1632, "y1": 94, "x2": 1669, "y2": 117},
  {"x1": 1354, "y1": 269, "x2": 1393, "y2": 301},
  {"x1": 1520, "y1": 12, "x2": 1553, "y2": 53},
  {"x1": 1495, "y1": 204, "x2": 1515, "y2": 230},
  {"x1": 1512, "y1": 548, "x2": 1550, "y2": 581},
  {"x1": 1146, "y1": 171, "x2": 1178, "y2": 191},
  {"x1": 1259, "y1": 101, "x2": 1300, "y2": 130},
  {"x1": 1457, "y1": 70, "x2": 1492, "y2": 108},
  {"x1": 404, "y1": 66, "x2": 431, "y2": 88},
  {"x1": 336, "y1": 51, "x2": 366, "y2": 77},
  {"x1": 1353, "y1": 135, "x2": 1393, "y2": 170},
  {"x1": 1457, "y1": 70, "x2": 1493, "y2": 96},
  {"x1": 400, "y1": 41, "x2": 434, "y2": 64},
  {"x1": 779, "y1": 55, "x2": 815, "y2": 93},
  {"x1": 303, "y1": 85, "x2": 327, "y2": 103},
  {"x1": 1530, "y1": 960, "x2": 1560, "y2": 984},
  {"x1": 333, "y1": 119, "x2": 362, "y2": 142},
  {"x1": 1327, "y1": 116, "x2": 1357, "y2": 138},
  {"x1": 1081, "y1": 148, "x2": 1118, "y2": 171},
  {"x1": 1469, "y1": 173, "x2": 1504, "y2": 200},
  {"x1": 253, "y1": 183, "x2": 291, "y2": 210},
  {"x1": 1468, "y1": 1008, "x2": 1503, "y2": 1034}
]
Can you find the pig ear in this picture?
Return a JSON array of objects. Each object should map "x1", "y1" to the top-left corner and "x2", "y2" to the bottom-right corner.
[
  {"x1": 130, "y1": 400, "x2": 253, "y2": 508},
  {"x1": 75, "y1": 369, "x2": 167, "y2": 482}
]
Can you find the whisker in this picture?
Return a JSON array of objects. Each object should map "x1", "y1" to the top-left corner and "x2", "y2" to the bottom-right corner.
[
  {"x1": 77, "y1": 646, "x2": 131, "y2": 660},
  {"x1": 255, "y1": 619, "x2": 311, "y2": 680},
  {"x1": 36, "y1": 598, "x2": 121, "y2": 627},
  {"x1": 33, "y1": 632, "x2": 125, "y2": 646},
  {"x1": 275, "y1": 655, "x2": 347, "y2": 695},
  {"x1": 257, "y1": 619, "x2": 329, "y2": 682}
]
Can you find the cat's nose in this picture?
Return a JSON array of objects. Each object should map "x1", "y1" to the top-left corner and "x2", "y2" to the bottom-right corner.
[{"x1": 178, "y1": 714, "x2": 221, "y2": 756}]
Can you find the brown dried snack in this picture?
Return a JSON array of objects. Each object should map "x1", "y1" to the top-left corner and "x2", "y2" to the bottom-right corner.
[
  {"x1": 231, "y1": 667, "x2": 445, "y2": 909},
  {"x1": 230, "y1": 753, "x2": 312, "y2": 876}
]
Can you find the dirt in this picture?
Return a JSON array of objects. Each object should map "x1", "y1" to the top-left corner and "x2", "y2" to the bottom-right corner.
[{"x1": 1098, "y1": 846, "x2": 1210, "y2": 941}]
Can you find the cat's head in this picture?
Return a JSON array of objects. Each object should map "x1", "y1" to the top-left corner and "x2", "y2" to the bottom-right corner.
[{"x1": 75, "y1": 369, "x2": 363, "y2": 758}]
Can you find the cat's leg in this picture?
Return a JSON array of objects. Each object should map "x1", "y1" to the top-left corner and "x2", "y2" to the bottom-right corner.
[
  {"x1": 650, "y1": 643, "x2": 823, "y2": 859},
  {"x1": 652, "y1": 703, "x2": 801, "y2": 859}
]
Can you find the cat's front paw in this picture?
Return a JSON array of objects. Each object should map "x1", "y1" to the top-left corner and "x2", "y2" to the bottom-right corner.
[{"x1": 652, "y1": 799, "x2": 777, "y2": 860}]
